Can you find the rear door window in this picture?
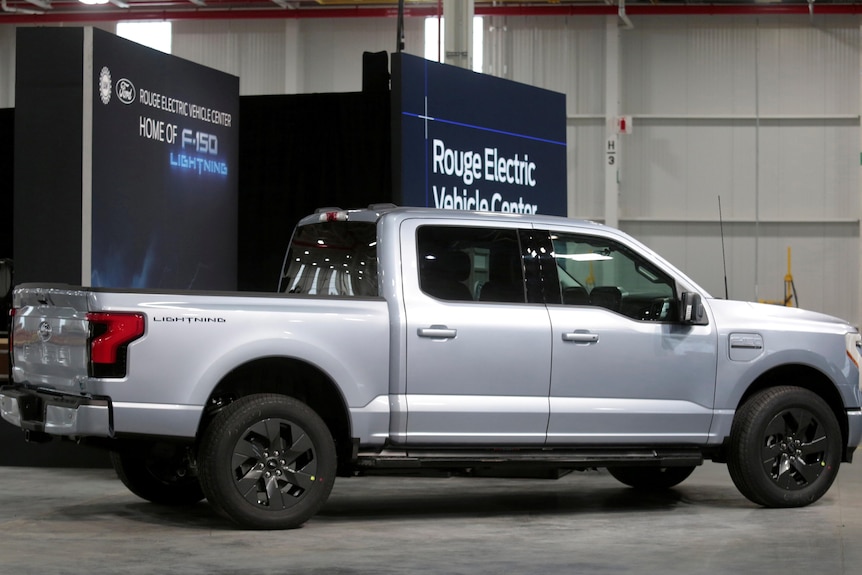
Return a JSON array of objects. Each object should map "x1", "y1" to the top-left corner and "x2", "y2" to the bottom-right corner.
[{"x1": 416, "y1": 226, "x2": 525, "y2": 303}]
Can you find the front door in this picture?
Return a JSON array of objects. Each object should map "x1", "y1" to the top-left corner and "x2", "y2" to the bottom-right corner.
[{"x1": 543, "y1": 229, "x2": 718, "y2": 445}]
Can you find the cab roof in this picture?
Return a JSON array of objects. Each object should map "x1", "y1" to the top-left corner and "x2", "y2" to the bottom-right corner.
[{"x1": 300, "y1": 204, "x2": 607, "y2": 233}]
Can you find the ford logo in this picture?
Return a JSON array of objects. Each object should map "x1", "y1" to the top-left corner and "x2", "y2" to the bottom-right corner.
[
  {"x1": 38, "y1": 321, "x2": 52, "y2": 343},
  {"x1": 116, "y1": 78, "x2": 136, "y2": 104}
]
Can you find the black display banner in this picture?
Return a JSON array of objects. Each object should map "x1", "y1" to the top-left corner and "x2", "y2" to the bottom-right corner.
[
  {"x1": 14, "y1": 28, "x2": 85, "y2": 287},
  {"x1": 391, "y1": 53, "x2": 567, "y2": 216},
  {"x1": 90, "y1": 29, "x2": 239, "y2": 290}
]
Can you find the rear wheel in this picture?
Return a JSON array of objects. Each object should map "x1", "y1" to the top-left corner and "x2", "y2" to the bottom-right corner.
[
  {"x1": 608, "y1": 466, "x2": 695, "y2": 490},
  {"x1": 727, "y1": 386, "x2": 841, "y2": 507},
  {"x1": 197, "y1": 394, "x2": 337, "y2": 530},
  {"x1": 111, "y1": 444, "x2": 204, "y2": 506}
]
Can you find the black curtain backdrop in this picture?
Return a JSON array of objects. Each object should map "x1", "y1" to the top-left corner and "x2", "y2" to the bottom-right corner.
[
  {"x1": 1, "y1": 108, "x2": 12, "y2": 333},
  {"x1": 14, "y1": 29, "x2": 84, "y2": 287},
  {"x1": 237, "y1": 91, "x2": 392, "y2": 292},
  {"x1": 0, "y1": 109, "x2": 11, "y2": 262}
]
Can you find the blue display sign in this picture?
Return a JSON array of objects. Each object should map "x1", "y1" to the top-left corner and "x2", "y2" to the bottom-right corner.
[
  {"x1": 391, "y1": 53, "x2": 567, "y2": 216},
  {"x1": 91, "y1": 29, "x2": 239, "y2": 290}
]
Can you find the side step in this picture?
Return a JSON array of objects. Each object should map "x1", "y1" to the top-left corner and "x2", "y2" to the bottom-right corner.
[{"x1": 355, "y1": 447, "x2": 704, "y2": 473}]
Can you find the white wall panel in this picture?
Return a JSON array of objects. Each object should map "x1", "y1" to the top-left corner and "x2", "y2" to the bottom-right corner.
[
  {"x1": 567, "y1": 120, "x2": 605, "y2": 219},
  {"x1": 612, "y1": 15, "x2": 860, "y2": 323},
  {"x1": 173, "y1": 20, "x2": 297, "y2": 95},
  {"x1": 172, "y1": 18, "x2": 422, "y2": 95},
  {"x1": 624, "y1": 18, "x2": 695, "y2": 114},
  {"x1": 757, "y1": 122, "x2": 858, "y2": 221},
  {"x1": 756, "y1": 17, "x2": 858, "y2": 116},
  {"x1": 0, "y1": 26, "x2": 16, "y2": 108},
  {"x1": 301, "y1": 18, "x2": 410, "y2": 93},
  {"x1": 500, "y1": 16, "x2": 605, "y2": 116},
  {"x1": 623, "y1": 17, "x2": 758, "y2": 115},
  {"x1": 623, "y1": 121, "x2": 715, "y2": 220}
]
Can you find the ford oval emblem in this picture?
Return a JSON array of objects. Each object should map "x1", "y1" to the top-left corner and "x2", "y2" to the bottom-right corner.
[
  {"x1": 116, "y1": 78, "x2": 136, "y2": 104},
  {"x1": 38, "y1": 321, "x2": 53, "y2": 343}
]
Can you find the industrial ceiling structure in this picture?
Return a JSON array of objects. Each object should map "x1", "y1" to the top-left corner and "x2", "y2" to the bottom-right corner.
[{"x1": 2, "y1": 0, "x2": 862, "y2": 25}]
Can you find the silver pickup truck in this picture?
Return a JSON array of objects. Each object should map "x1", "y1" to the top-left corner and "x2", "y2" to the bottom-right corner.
[{"x1": 2, "y1": 205, "x2": 861, "y2": 529}]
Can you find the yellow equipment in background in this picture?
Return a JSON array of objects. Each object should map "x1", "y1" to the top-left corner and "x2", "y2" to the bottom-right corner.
[{"x1": 759, "y1": 247, "x2": 798, "y2": 307}]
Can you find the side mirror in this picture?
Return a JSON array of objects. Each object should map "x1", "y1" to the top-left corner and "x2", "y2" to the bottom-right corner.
[{"x1": 680, "y1": 292, "x2": 708, "y2": 325}]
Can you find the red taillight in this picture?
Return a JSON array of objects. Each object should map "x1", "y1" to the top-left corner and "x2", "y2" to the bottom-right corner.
[{"x1": 87, "y1": 313, "x2": 145, "y2": 375}]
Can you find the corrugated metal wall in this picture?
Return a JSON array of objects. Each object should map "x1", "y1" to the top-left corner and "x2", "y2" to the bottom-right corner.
[
  {"x1": 173, "y1": 20, "x2": 301, "y2": 95},
  {"x1": 171, "y1": 17, "x2": 425, "y2": 95},
  {"x1": 618, "y1": 15, "x2": 859, "y2": 321},
  {"x1": 0, "y1": 14, "x2": 859, "y2": 324}
]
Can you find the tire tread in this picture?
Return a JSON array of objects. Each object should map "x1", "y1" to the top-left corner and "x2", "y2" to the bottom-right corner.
[
  {"x1": 197, "y1": 393, "x2": 336, "y2": 529},
  {"x1": 727, "y1": 385, "x2": 840, "y2": 508}
]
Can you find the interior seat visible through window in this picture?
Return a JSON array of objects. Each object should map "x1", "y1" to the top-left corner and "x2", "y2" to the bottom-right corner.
[
  {"x1": 561, "y1": 286, "x2": 590, "y2": 305},
  {"x1": 419, "y1": 250, "x2": 474, "y2": 301},
  {"x1": 478, "y1": 246, "x2": 525, "y2": 303},
  {"x1": 589, "y1": 286, "x2": 622, "y2": 312},
  {"x1": 550, "y1": 231, "x2": 676, "y2": 321},
  {"x1": 416, "y1": 225, "x2": 525, "y2": 303}
]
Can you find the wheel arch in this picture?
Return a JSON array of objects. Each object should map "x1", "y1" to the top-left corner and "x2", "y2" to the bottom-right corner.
[
  {"x1": 737, "y1": 364, "x2": 850, "y2": 461},
  {"x1": 197, "y1": 356, "x2": 354, "y2": 474}
]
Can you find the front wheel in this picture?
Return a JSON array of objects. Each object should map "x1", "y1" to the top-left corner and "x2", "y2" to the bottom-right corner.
[
  {"x1": 607, "y1": 466, "x2": 695, "y2": 490},
  {"x1": 197, "y1": 394, "x2": 337, "y2": 530},
  {"x1": 727, "y1": 386, "x2": 842, "y2": 508}
]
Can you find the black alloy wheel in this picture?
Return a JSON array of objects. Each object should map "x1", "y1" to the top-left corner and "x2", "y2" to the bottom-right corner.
[
  {"x1": 198, "y1": 394, "x2": 336, "y2": 529},
  {"x1": 727, "y1": 386, "x2": 841, "y2": 507}
]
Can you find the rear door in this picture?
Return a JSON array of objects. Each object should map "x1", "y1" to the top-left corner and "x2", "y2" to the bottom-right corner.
[{"x1": 399, "y1": 218, "x2": 552, "y2": 445}]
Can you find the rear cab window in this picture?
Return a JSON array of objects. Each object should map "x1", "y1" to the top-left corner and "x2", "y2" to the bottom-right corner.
[{"x1": 281, "y1": 221, "x2": 379, "y2": 296}]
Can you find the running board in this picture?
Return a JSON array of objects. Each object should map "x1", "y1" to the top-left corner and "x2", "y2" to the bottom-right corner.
[{"x1": 355, "y1": 447, "x2": 704, "y2": 472}]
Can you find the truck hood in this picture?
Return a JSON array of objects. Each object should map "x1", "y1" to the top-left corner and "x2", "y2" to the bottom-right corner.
[{"x1": 706, "y1": 298, "x2": 854, "y2": 333}]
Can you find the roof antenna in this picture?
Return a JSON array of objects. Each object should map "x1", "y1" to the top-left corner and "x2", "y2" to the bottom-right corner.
[{"x1": 718, "y1": 195, "x2": 729, "y2": 300}]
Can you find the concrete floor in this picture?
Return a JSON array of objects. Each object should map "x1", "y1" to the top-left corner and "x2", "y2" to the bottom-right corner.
[{"x1": 0, "y1": 461, "x2": 860, "y2": 574}]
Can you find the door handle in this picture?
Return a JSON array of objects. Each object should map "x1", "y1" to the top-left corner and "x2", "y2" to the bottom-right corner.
[
  {"x1": 562, "y1": 331, "x2": 599, "y2": 344},
  {"x1": 418, "y1": 326, "x2": 457, "y2": 339}
]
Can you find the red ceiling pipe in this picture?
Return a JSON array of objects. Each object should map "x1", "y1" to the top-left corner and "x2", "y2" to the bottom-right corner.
[{"x1": 2, "y1": 4, "x2": 862, "y2": 25}]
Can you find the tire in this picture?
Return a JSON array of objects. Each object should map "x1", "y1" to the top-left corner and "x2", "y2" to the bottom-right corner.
[
  {"x1": 197, "y1": 394, "x2": 337, "y2": 530},
  {"x1": 111, "y1": 445, "x2": 204, "y2": 506},
  {"x1": 727, "y1": 386, "x2": 842, "y2": 508},
  {"x1": 607, "y1": 466, "x2": 695, "y2": 490}
]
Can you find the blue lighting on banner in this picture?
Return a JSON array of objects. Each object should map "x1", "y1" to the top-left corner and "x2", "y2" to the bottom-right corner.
[{"x1": 393, "y1": 53, "x2": 567, "y2": 217}]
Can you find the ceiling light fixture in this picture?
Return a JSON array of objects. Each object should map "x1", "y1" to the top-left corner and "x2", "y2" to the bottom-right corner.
[{"x1": 78, "y1": 0, "x2": 110, "y2": 5}]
